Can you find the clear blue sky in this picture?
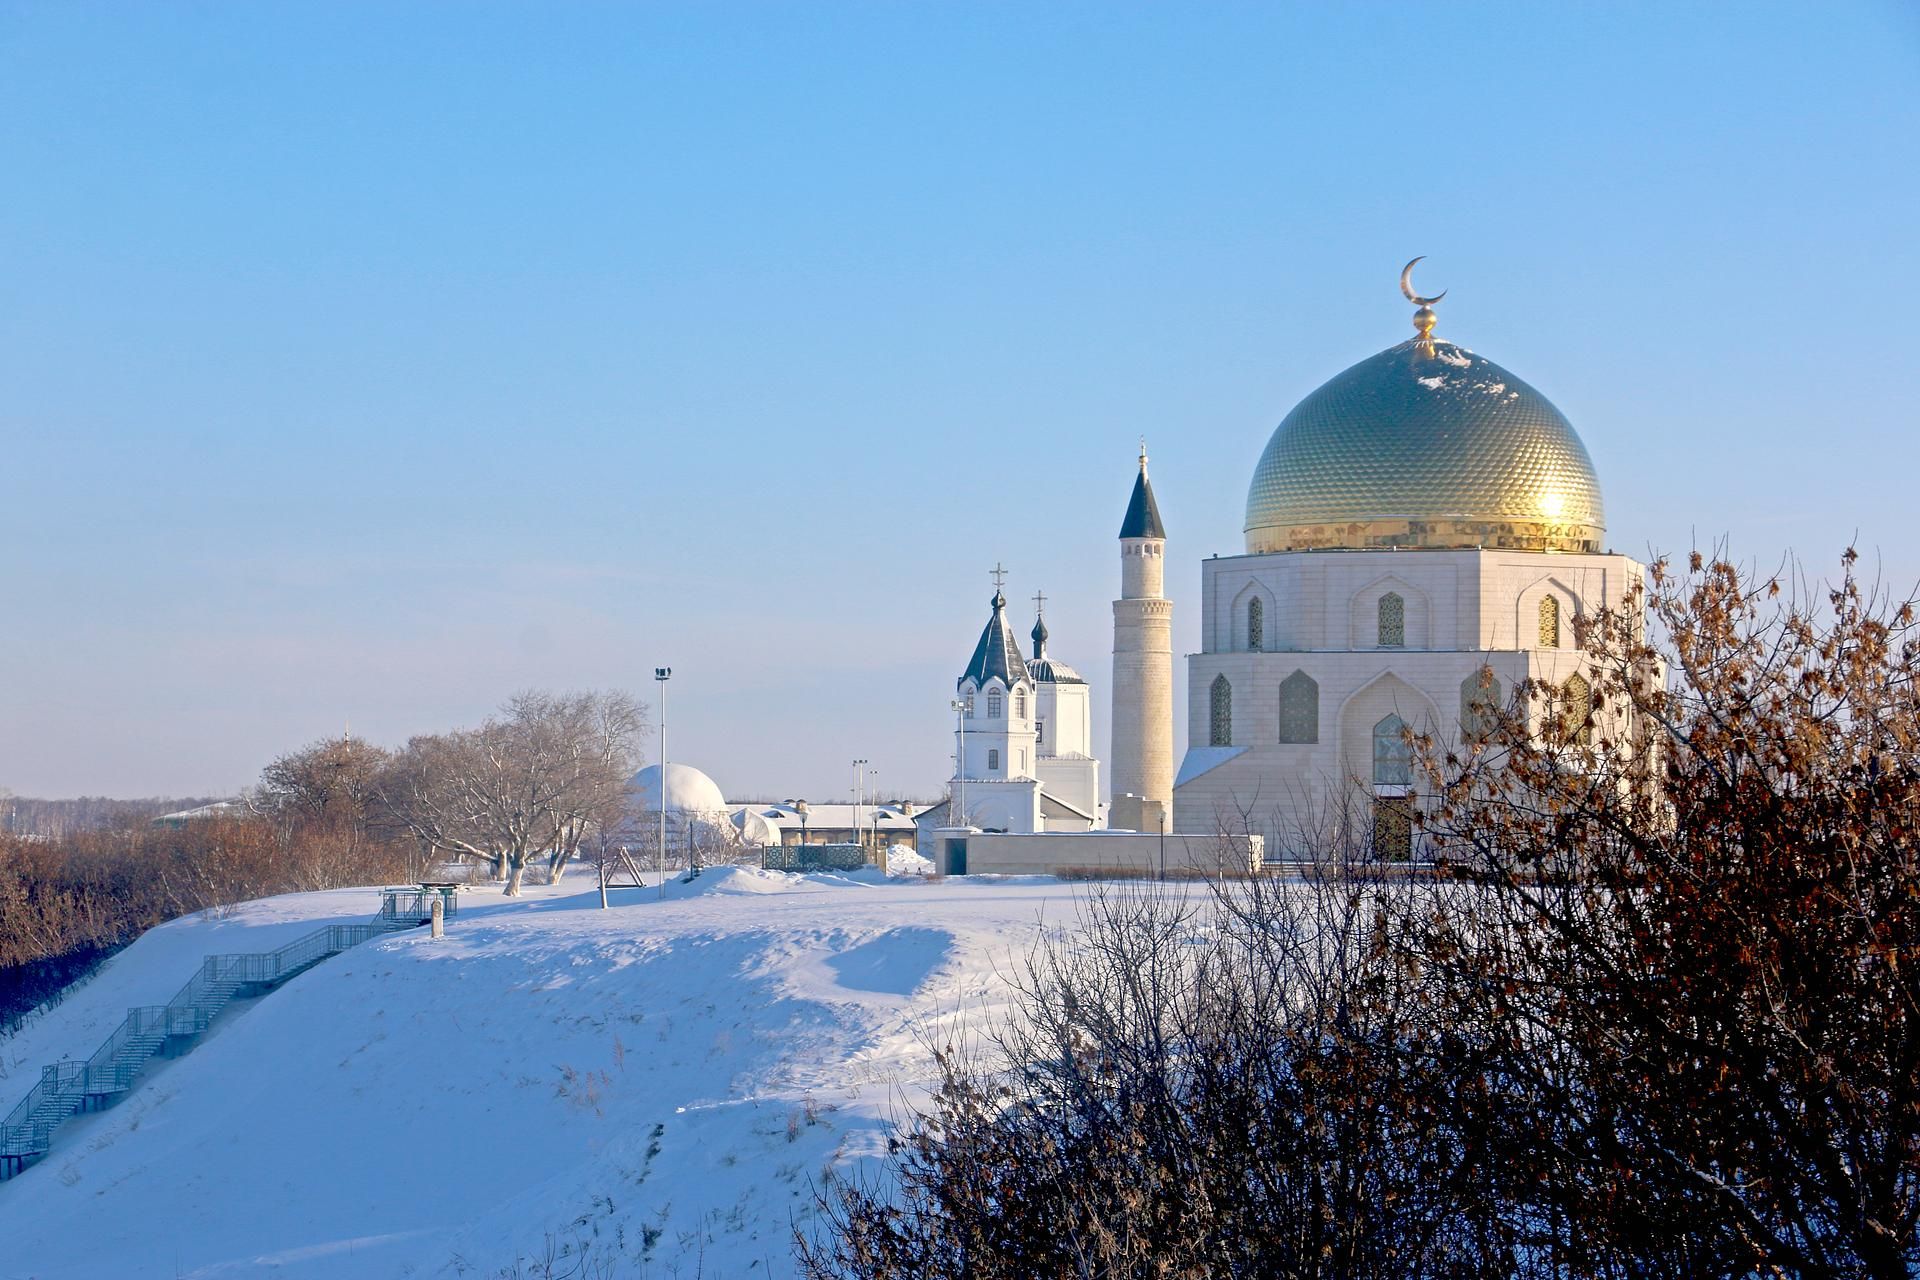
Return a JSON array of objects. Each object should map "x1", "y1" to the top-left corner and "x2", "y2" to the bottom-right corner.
[{"x1": 3, "y1": 2, "x2": 1916, "y2": 801}]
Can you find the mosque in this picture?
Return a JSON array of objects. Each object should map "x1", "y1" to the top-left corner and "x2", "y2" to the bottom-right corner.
[{"x1": 919, "y1": 262, "x2": 1642, "y2": 870}]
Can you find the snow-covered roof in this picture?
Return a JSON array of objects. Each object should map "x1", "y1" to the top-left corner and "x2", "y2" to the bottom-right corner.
[
  {"x1": 733, "y1": 803, "x2": 918, "y2": 831},
  {"x1": 152, "y1": 801, "x2": 244, "y2": 824},
  {"x1": 1174, "y1": 745, "x2": 1248, "y2": 788}
]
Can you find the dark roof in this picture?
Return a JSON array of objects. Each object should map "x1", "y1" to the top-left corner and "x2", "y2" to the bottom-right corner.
[
  {"x1": 1026, "y1": 610, "x2": 1085, "y2": 683},
  {"x1": 959, "y1": 591, "x2": 1029, "y2": 689},
  {"x1": 1119, "y1": 461, "x2": 1166, "y2": 539},
  {"x1": 1027, "y1": 658, "x2": 1087, "y2": 685}
]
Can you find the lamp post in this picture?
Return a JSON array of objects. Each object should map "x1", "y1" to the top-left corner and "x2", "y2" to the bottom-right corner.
[
  {"x1": 1159, "y1": 804, "x2": 1168, "y2": 883},
  {"x1": 851, "y1": 758, "x2": 869, "y2": 862},
  {"x1": 655, "y1": 667, "x2": 671, "y2": 899},
  {"x1": 949, "y1": 699, "x2": 968, "y2": 829}
]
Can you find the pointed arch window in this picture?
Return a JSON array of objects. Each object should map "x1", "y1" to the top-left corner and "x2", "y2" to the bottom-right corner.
[
  {"x1": 1372, "y1": 713, "x2": 1411, "y2": 786},
  {"x1": 1539, "y1": 596, "x2": 1562, "y2": 648},
  {"x1": 1209, "y1": 675, "x2": 1233, "y2": 747},
  {"x1": 987, "y1": 690, "x2": 1003, "y2": 720},
  {"x1": 1460, "y1": 668, "x2": 1505, "y2": 744},
  {"x1": 1378, "y1": 593, "x2": 1405, "y2": 647},
  {"x1": 1560, "y1": 673, "x2": 1592, "y2": 746},
  {"x1": 1278, "y1": 670, "x2": 1318, "y2": 744},
  {"x1": 1247, "y1": 597, "x2": 1265, "y2": 652}
]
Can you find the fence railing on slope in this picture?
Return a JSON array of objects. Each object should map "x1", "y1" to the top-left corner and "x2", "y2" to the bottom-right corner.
[{"x1": 0, "y1": 892, "x2": 446, "y2": 1179}]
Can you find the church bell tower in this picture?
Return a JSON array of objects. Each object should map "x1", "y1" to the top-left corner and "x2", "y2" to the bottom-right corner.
[{"x1": 1110, "y1": 445, "x2": 1173, "y2": 832}]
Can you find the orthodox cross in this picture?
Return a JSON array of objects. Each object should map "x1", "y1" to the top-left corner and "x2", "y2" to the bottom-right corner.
[
  {"x1": 990, "y1": 563, "x2": 1008, "y2": 591},
  {"x1": 1032, "y1": 589, "x2": 1047, "y2": 618}
]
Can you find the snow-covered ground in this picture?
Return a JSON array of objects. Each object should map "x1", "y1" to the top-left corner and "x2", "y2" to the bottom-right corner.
[{"x1": 0, "y1": 868, "x2": 1099, "y2": 1279}]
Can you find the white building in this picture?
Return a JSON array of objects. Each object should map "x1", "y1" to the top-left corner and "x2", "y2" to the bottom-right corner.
[
  {"x1": 729, "y1": 802, "x2": 920, "y2": 853},
  {"x1": 1027, "y1": 607, "x2": 1102, "y2": 823},
  {"x1": 916, "y1": 585, "x2": 1103, "y2": 837},
  {"x1": 1165, "y1": 273, "x2": 1644, "y2": 857}
]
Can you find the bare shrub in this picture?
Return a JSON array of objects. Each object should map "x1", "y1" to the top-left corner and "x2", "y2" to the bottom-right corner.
[{"x1": 801, "y1": 869, "x2": 1511, "y2": 1280}]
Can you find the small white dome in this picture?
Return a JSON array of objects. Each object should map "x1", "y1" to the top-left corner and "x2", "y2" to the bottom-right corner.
[
  {"x1": 628, "y1": 762, "x2": 727, "y2": 815},
  {"x1": 731, "y1": 808, "x2": 782, "y2": 846}
]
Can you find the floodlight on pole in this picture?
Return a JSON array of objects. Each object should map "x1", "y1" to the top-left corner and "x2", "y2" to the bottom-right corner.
[
  {"x1": 949, "y1": 700, "x2": 968, "y2": 829},
  {"x1": 852, "y1": 759, "x2": 869, "y2": 862},
  {"x1": 655, "y1": 667, "x2": 671, "y2": 900}
]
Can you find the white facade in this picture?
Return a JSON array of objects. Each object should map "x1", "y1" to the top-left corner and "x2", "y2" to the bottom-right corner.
[
  {"x1": 1171, "y1": 546, "x2": 1644, "y2": 851},
  {"x1": 938, "y1": 588, "x2": 1102, "y2": 837},
  {"x1": 1030, "y1": 614, "x2": 1102, "y2": 823}
]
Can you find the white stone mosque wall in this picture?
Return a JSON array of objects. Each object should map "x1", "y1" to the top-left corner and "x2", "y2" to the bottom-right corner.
[{"x1": 1171, "y1": 547, "x2": 1645, "y2": 850}]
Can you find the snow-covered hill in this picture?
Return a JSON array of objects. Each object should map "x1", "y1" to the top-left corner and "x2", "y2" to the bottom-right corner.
[{"x1": 0, "y1": 868, "x2": 1088, "y2": 1279}]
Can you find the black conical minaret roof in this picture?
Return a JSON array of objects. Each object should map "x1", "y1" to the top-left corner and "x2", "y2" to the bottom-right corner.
[{"x1": 1119, "y1": 449, "x2": 1166, "y2": 539}]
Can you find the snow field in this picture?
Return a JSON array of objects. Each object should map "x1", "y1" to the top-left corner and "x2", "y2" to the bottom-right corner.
[{"x1": 0, "y1": 868, "x2": 1089, "y2": 1279}]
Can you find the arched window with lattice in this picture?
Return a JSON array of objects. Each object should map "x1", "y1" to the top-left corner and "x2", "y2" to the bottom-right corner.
[
  {"x1": 1013, "y1": 689, "x2": 1027, "y2": 720},
  {"x1": 1539, "y1": 595, "x2": 1562, "y2": 648},
  {"x1": 987, "y1": 748, "x2": 1000, "y2": 771},
  {"x1": 1278, "y1": 670, "x2": 1318, "y2": 743},
  {"x1": 1372, "y1": 713, "x2": 1411, "y2": 786},
  {"x1": 1247, "y1": 597, "x2": 1264, "y2": 652},
  {"x1": 986, "y1": 689, "x2": 1003, "y2": 719},
  {"x1": 1209, "y1": 675, "x2": 1232, "y2": 747},
  {"x1": 1560, "y1": 672, "x2": 1592, "y2": 745},
  {"x1": 1460, "y1": 668, "x2": 1504, "y2": 744},
  {"x1": 1377, "y1": 593, "x2": 1405, "y2": 647}
]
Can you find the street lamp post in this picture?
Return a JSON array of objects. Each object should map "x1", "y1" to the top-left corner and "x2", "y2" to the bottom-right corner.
[
  {"x1": 851, "y1": 758, "x2": 868, "y2": 860},
  {"x1": 949, "y1": 699, "x2": 968, "y2": 829},
  {"x1": 655, "y1": 667, "x2": 671, "y2": 899}
]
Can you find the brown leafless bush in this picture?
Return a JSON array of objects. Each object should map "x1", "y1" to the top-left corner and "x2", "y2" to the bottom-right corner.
[{"x1": 800, "y1": 868, "x2": 1514, "y2": 1280}]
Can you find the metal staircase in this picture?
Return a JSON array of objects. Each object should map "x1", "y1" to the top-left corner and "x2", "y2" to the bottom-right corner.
[{"x1": 0, "y1": 887, "x2": 455, "y2": 1182}]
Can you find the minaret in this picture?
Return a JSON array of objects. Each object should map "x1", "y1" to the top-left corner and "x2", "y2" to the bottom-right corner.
[{"x1": 1110, "y1": 443, "x2": 1172, "y2": 832}]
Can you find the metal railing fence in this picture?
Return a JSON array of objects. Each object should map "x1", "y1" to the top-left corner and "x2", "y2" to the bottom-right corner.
[{"x1": 0, "y1": 904, "x2": 429, "y2": 1179}]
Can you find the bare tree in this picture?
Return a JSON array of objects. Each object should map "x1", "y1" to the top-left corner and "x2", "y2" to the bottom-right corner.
[
  {"x1": 539, "y1": 690, "x2": 646, "y2": 884},
  {"x1": 254, "y1": 735, "x2": 390, "y2": 830},
  {"x1": 379, "y1": 690, "x2": 647, "y2": 896}
]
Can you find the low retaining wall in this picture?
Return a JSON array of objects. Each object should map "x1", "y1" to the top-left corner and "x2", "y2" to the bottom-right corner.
[{"x1": 924, "y1": 828, "x2": 1262, "y2": 878}]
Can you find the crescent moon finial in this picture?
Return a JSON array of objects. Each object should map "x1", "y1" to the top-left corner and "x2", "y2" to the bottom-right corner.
[
  {"x1": 1400, "y1": 256, "x2": 1446, "y2": 355},
  {"x1": 1400, "y1": 256, "x2": 1447, "y2": 307}
]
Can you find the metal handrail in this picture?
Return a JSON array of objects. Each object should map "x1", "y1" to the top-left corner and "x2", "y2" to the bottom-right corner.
[{"x1": 1, "y1": 906, "x2": 422, "y2": 1180}]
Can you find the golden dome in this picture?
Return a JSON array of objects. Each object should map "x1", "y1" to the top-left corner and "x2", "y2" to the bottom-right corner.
[{"x1": 1244, "y1": 337, "x2": 1605, "y2": 555}]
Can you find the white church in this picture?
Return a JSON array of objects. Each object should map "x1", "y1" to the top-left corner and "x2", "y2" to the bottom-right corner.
[
  {"x1": 919, "y1": 264, "x2": 1643, "y2": 871},
  {"x1": 912, "y1": 580, "x2": 1104, "y2": 836}
]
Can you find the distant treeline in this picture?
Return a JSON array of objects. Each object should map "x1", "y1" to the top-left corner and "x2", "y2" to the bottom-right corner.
[
  {"x1": 0, "y1": 816, "x2": 423, "y2": 1032},
  {"x1": 0, "y1": 686, "x2": 654, "y2": 1030},
  {"x1": 1, "y1": 795, "x2": 224, "y2": 839}
]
